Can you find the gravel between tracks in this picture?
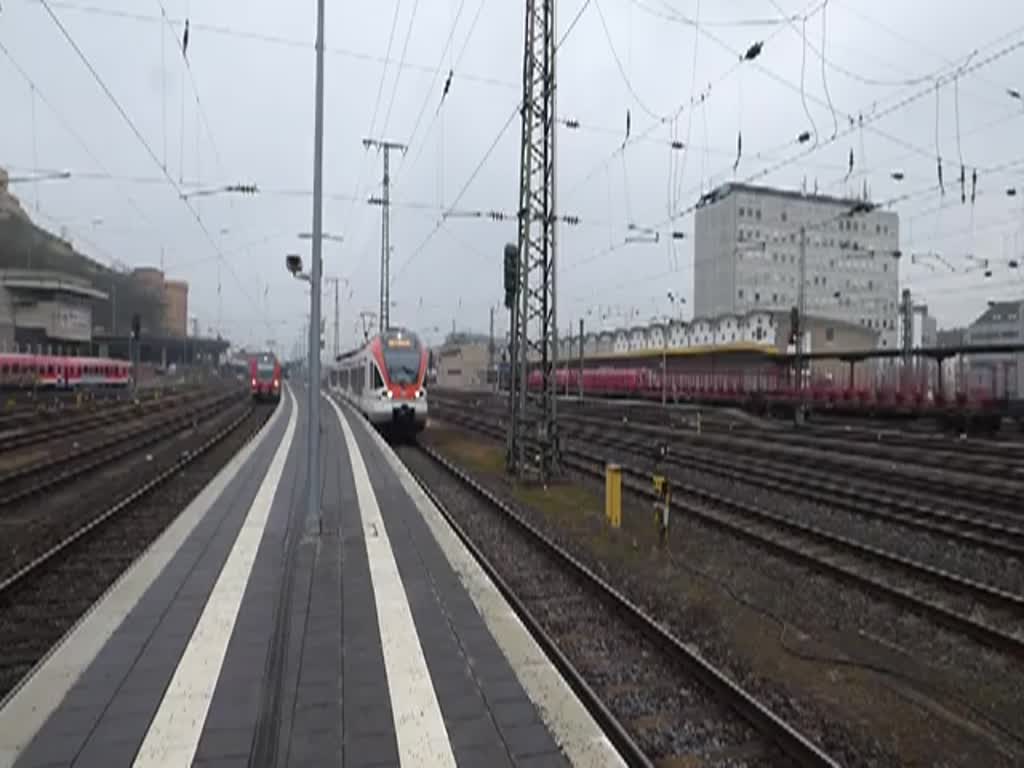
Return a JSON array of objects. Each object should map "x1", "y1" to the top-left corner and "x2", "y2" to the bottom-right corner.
[
  {"x1": 0, "y1": 400, "x2": 273, "y2": 701},
  {"x1": 398, "y1": 445, "x2": 781, "y2": 768},
  {"x1": 422, "y1": 421, "x2": 1024, "y2": 768},
  {"x1": 1, "y1": 391, "x2": 244, "y2": 581},
  {"x1": 561, "y1": 423, "x2": 1024, "y2": 598}
]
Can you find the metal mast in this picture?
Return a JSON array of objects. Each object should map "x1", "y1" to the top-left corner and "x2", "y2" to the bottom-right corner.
[
  {"x1": 364, "y1": 138, "x2": 406, "y2": 334},
  {"x1": 324, "y1": 276, "x2": 344, "y2": 359},
  {"x1": 511, "y1": 0, "x2": 558, "y2": 480},
  {"x1": 308, "y1": 0, "x2": 326, "y2": 529}
]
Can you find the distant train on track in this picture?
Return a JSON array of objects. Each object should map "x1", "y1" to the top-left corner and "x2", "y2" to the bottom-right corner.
[
  {"x1": 326, "y1": 327, "x2": 428, "y2": 436},
  {"x1": 0, "y1": 352, "x2": 132, "y2": 389},
  {"x1": 524, "y1": 364, "x2": 1012, "y2": 431},
  {"x1": 249, "y1": 352, "x2": 282, "y2": 402}
]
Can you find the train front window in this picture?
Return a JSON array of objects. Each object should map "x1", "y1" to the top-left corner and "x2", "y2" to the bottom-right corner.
[
  {"x1": 256, "y1": 362, "x2": 276, "y2": 380},
  {"x1": 382, "y1": 348, "x2": 420, "y2": 385}
]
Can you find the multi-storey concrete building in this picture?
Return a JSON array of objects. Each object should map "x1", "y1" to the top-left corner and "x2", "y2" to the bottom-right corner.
[
  {"x1": 965, "y1": 299, "x2": 1023, "y2": 398},
  {"x1": 694, "y1": 182, "x2": 900, "y2": 348}
]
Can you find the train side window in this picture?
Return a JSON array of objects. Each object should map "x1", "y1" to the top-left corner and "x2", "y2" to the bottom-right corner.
[
  {"x1": 1, "y1": 364, "x2": 7, "y2": 375},
  {"x1": 372, "y1": 364, "x2": 384, "y2": 389}
]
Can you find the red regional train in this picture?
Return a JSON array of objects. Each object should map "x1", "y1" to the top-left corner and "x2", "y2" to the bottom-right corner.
[
  {"x1": 0, "y1": 352, "x2": 132, "y2": 389},
  {"x1": 328, "y1": 327, "x2": 428, "y2": 436},
  {"x1": 249, "y1": 352, "x2": 282, "y2": 402},
  {"x1": 527, "y1": 365, "x2": 1006, "y2": 428}
]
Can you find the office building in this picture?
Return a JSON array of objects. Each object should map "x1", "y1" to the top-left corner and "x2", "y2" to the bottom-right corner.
[{"x1": 694, "y1": 182, "x2": 900, "y2": 347}]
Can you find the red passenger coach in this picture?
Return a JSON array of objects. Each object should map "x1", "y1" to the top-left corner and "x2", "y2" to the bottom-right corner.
[{"x1": 250, "y1": 353, "x2": 282, "y2": 402}]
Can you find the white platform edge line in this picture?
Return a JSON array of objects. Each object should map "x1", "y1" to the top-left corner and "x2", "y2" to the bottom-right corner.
[
  {"x1": 0, "y1": 387, "x2": 290, "y2": 767},
  {"x1": 328, "y1": 396, "x2": 457, "y2": 768},
  {"x1": 132, "y1": 387, "x2": 298, "y2": 768},
  {"x1": 343, "y1": 398, "x2": 627, "y2": 768}
]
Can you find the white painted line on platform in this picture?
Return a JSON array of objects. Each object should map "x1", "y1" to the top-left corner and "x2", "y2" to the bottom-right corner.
[
  {"x1": 328, "y1": 397, "x2": 457, "y2": 768},
  {"x1": 0, "y1": 388, "x2": 289, "y2": 768},
  {"x1": 132, "y1": 387, "x2": 298, "y2": 768},
  {"x1": 351, "y1": 410, "x2": 627, "y2": 768}
]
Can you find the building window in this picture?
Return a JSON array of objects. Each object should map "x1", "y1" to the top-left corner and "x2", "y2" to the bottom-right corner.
[
  {"x1": 781, "y1": 211, "x2": 787, "y2": 222},
  {"x1": 739, "y1": 206, "x2": 746, "y2": 217},
  {"x1": 754, "y1": 292, "x2": 760, "y2": 302},
  {"x1": 772, "y1": 293, "x2": 778, "y2": 302},
  {"x1": 755, "y1": 209, "x2": 762, "y2": 220},
  {"x1": 738, "y1": 289, "x2": 744, "y2": 298},
  {"x1": 826, "y1": 327, "x2": 835, "y2": 341}
]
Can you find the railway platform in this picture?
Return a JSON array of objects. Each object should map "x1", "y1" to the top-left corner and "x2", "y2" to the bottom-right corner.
[{"x1": 0, "y1": 384, "x2": 623, "y2": 767}]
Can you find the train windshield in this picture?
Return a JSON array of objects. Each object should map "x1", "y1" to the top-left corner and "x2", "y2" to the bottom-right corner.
[
  {"x1": 256, "y1": 360, "x2": 276, "y2": 379},
  {"x1": 382, "y1": 339, "x2": 421, "y2": 385}
]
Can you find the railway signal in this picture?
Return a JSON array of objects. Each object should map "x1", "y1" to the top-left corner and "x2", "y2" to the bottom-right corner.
[{"x1": 503, "y1": 243, "x2": 518, "y2": 310}]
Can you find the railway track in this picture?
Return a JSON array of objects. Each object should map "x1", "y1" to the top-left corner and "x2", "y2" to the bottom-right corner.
[
  {"x1": 0, "y1": 386, "x2": 207, "y2": 454},
  {"x1": 0, "y1": 389, "x2": 240, "y2": 508},
  {"x1": 561, "y1": 409, "x2": 1024, "y2": 521},
  {"x1": 400, "y1": 442, "x2": 838, "y2": 767},
  {"x1": 435, "y1": 394, "x2": 1023, "y2": 522},
  {"x1": 439, "y1": 391, "x2": 1024, "y2": 475},
  {"x1": 0, "y1": 399, "x2": 274, "y2": 701},
  {"x1": 435, "y1": 406, "x2": 1024, "y2": 662}
]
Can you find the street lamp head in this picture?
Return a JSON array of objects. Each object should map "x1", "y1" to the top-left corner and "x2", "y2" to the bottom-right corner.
[{"x1": 286, "y1": 253, "x2": 304, "y2": 275}]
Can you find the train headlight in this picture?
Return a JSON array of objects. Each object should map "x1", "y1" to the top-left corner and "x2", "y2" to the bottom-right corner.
[{"x1": 251, "y1": 377, "x2": 257, "y2": 387}]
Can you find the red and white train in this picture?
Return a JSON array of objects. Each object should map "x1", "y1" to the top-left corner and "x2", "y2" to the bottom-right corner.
[
  {"x1": 0, "y1": 352, "x2": 132, "y2": 389},
  {"x1": 249, "y1": 352, "x2": 282, "y2": 402},
  {"x1": 327, "y1": 327, "x2": 428, "y2": 435}
]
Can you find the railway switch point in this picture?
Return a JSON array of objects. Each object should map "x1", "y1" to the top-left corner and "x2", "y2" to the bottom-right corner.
[{"x1": 0, "y1": 384, "x2": 623, "y2": 768}]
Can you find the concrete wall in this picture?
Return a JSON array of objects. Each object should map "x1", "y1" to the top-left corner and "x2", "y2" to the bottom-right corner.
[
  {"x1": 164, "y1": 280, "x2": 188, "y2": 337},
  {"x1": 436, "y1": 341, "x2": 490, "y2": 390}
]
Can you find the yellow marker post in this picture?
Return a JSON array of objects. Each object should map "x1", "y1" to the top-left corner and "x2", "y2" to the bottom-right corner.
[{"x1": 605, "y1": 464, "x2": 622, "y2": 529}]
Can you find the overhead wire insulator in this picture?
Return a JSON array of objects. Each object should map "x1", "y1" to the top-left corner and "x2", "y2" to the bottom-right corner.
[
  {"x1": 971, "y1": 169, "x2": 977, "y2": 204},
  {"x1": 797, "y1": 131, "x2": 811, "y2": 143},
  {"x1": 890, "y1": 171, "x2": 904, "y2": 181},
  {"x1": 562, "y1": 215, "x2": 581, "y2": 226},
  {"x1": 670, "y1": 231, "x2": 686, "y2": 240},
  {"x1": 742, "y1": 41, "x2": 763, "y2": 61},
  {"x1": 670, "y1": 140, "x2": 684, "y2": 150},
  {"x1": 960, "y1": 165, "x2": 966, "y2": 204},
  {"x1": 562, "y1": 118, "x2": 580, "y2": 129}
]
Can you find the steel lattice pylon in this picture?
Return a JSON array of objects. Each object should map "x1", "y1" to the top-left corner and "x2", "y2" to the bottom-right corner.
[{"x1": 510, "y1": 0, "x2": 558, "y2": 481}]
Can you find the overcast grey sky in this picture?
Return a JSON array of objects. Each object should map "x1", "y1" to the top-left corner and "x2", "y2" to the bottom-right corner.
[{"x1": 2, "y1": 0, "x2": 1023, "y2": 353}]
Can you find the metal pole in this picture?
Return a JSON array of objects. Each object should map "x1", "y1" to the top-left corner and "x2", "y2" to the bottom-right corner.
[
  {"x1": 308, "y1": 0, "x2": 326, "y2": 531},
  {"x1": 382, "y1": 148, "x2": 390, "y2": 332},
  {"x1": 662, "y1": 327, "x2": 667, "y2": 406},
  {"x1": 796, "y1": 225, "x2": 807, "y2": 418},
  {"x1": 334, "y1": 278, "x2": 340, "y2": 360},
  {"x1": 578, "y1": 318, "x2": 584, "y2": 402},
  {"x1": 489, "y1": 305, "x2": 495, "y2": 391}
]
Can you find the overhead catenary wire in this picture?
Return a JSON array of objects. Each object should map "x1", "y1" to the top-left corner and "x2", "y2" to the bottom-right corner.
[
  {"x1": 0, "y1": 38, "x2": 162, "y2": 248},
  {"x1": 645, "y1": 32, "x2": 1024, "y2": 232},
  {"x1": 819, "y1": 0, "x2": 838, "y2": 140},
  {"x1": 389, "y1": 3, "x2": 595, "y2": 284},
  {"x1": 380, "y1": 0, "x2": 422, "y2": 141},
  {"x1": 24, "y1": 0, "x2": 518, "y2": 90},
  {"x1": 36, "y1": 0, "x2": 268, "y2": 330}
]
